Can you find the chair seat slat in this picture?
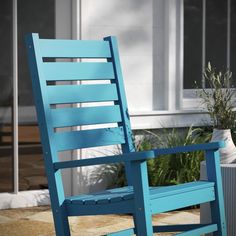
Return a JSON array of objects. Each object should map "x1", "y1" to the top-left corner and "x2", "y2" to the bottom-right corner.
[
  {"x1": 51, "y1": 105, "x2": 122, "y2": 128},
  {"x1": 65, "y1": 181, "x2": 215, "y2": 205},
  {"x1": 43, "y1": 62, "x2": 115, "y2": 81},
  {"x1": 39, "y1": 39, "x2": 111, "y2": 58},
  {"x1": 47, "y1": 84, "x2": 118, "y2": 104},
  {"x1": 149, "y1": 181, "x2": 215, "y2": 199},
  {"x1": 54, "y1": 127, "x2": 125, "y2": 152}
]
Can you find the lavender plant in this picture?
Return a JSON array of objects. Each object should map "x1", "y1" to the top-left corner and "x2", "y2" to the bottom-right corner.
[{"x1": 196, "y1": 62, "x2": 236, "y2": 129}]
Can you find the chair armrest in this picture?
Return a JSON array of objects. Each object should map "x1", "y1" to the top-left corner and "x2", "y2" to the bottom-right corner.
[
  {"x1": 53, "y1": 150, "x2": 155, "y2": 170},
  {"x1": 153, "y1": 141, "x2": 225, "y2": 156},
  {"x1": 128, "y1": 141, "x2": 225, "y2": 162},
  {"x1": 54, "y1": 141, "x2": 225, "y2": 170}
]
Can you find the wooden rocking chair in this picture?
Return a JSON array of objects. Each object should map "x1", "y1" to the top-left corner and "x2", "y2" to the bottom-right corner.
[{"x1": 25, "y1": 33, "x2": 227, "y2": 236}]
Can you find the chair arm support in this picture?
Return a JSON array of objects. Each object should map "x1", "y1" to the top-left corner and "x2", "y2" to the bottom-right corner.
[
  {"x1": 53, "y1": 141, "x2": 225, "y2": 170},
  {"x1": 128, "y1": 141, "x2": 225, "y2": 162},
  {"x1": 53, "y1": 150, "x2": 155, "y2": 170},
  {"x1": 152, "y1": 141, "x2": 225, "y2": 156}
]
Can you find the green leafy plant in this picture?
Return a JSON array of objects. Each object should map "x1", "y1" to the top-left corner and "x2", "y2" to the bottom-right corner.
[
  {"x1": 147, "y1": 127, "x2": 210, "y2": 186},
  {"x1": 91, "y1": 127, "x2": 211, "y2": 188},
  {"x1": 195, "y1": 62, "x2": 236, "y2": 129}
]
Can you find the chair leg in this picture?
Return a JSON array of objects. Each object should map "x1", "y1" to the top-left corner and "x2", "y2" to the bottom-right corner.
[
  {"x1": 52, "y1": 205, "x2": 71, "y2": 236},
  {"x1": 209, "y1": 192, "x2": 227, "y2": 236},
  {"x1": 133, "y1": 210, "x2": 153, "y2": 236},
  {"x1": 131, "y1": 161, "x2": 153, "y2": 236},
  {"x1": 206, "y1": 150, "x2": 227, "y2": 236}
]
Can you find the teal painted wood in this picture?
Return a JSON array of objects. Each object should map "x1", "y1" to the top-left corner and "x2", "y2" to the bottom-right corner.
[
  {"x1": 106, "y1": 224, "x2": 218, "y2": 235},
  {"x1": 154, "y1": 141, "x2": 225, "y2": 156},
  {"x1": 149, "y1": 181, "x2": 214, "y2": 198},
  {"x1": 47, "y1": 84, "x2": 118, "y2": 104},
  {"x1": 105, "y1": 36, "x2": 135, "y2": 186},
  {"x1": 39, "y1": 39, "x2": 111, "y2": 58},
  {"x1": 153, "y1": 224, "x2": 216, "y2": 232},
  {"x1": 43, "y1": 62, "x2": 115, "y2": 81},
  {"x1": 66, "y1": 187, "x2": 132, "y2": 205},
  {"x1": 26, "y1": 33, "x2": 227, "y2": 236},
  {"x1": 105, "y1": 228, "x2": 135, "y2": 236},
  {"x1": 51, "y1": 105, "x2": 122, "y2": 128},
  {"x1": 176, "y1": 224, "x2": 218, "y2": 235},
  {"x1": 206, "y1": 150, "x2": 227, "y2": 236},
  {"x1": 64, "y1": 181, "x2": 214, "y2": 205},
  {"x1": 151, "y1": 186, "x2": 215, "y2": 214},
  {"x1": 131, "y1": 161, "x2": 153, "y2": 235},
  {"x1": 66, "y1": 199, "x2": 134, "y2": 216},
  {"x1": 53, "y1": 150, "x2": 155, "y2": 169},
  {"x1": 25, "y1": 33, "x2": 70, "y2": 236},
  {"x1": 104, "y1": 37, "x2": 134, "y2": 152},
  {"x1": 52, "y1": 142, "x2": 227, "y2": 169},
  {"x1": 54, "y1": 127, "x2": 125, "y2": 152}
]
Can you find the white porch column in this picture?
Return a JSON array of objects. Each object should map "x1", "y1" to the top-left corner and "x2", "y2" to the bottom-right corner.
[{"x1": 153, "y1": 0, "x2": 183, "y2": 111}]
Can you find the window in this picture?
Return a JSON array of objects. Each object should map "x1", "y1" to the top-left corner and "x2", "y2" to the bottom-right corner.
[
  {"x1": 18, "y1": 0, "x2": 55, "y2": 191},
  {"x1": 183, "y1": 0, "x2": 235, "y2": 94},
  {"x1": 0, "y1": 0, "x2": 54, "y2": 194},
  {"x1": 184, "y1": 0, "x2": 203, "y2": 90},
  {"x1": 0, "y1": 0, "x2": 13, "y2": 192}
]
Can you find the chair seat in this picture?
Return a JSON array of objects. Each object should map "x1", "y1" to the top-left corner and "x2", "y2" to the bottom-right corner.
[{"x1": 65, "y1": 181, "x2": 214, "y2": 206}]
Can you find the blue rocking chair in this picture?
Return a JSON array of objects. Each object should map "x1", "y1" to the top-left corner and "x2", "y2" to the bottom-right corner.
[{"x1": 25, "y1": 33, "x2": 226, "y2": 236}]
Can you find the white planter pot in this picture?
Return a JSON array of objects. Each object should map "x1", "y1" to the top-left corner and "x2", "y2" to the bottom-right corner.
[{"x1": 211, "y1": 129, "x2": 236, "y2": 164}]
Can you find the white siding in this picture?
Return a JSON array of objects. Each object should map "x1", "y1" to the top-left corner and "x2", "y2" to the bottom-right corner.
[{"x1": 81, "y1": 0, "x2": 154, "y2": 111}]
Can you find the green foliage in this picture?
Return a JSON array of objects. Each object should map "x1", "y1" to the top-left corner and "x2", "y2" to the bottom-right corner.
[
  {"x1": 93, "y1": 127, "x2": 211, "y2": 188},
  {"x1": 195, "y1": 62, "x2": 236, "y2": 129},
  {"x1": 145, "y1": 127, "x2": 210, "y2": 186}
]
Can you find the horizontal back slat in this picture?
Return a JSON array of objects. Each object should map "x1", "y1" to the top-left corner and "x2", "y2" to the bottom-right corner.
[
  {"x1": 43, "y1": 62, "x2": 115, "y2": 81},
  {"x1": 51, "y1": 105, "x2": 122, "y2": 128},
  {"x1": 47, "y1": 84, "x2": 118, "y2": 104},
  {"x1": 54, "y1": 127, "x2": 125, "y2": 151},
  {"x1": 39, "y1": 39, "x2": 111, "y2": 58}
]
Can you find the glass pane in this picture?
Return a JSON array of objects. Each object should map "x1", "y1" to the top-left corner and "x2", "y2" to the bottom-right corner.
[
  {"x1": 231, "y1": 0, "x2": 236, "y2": 78},
  {"x1": 205, "y1": 0, "x2": 227, "y2": 71},
  {"x1": 18, "y1": 0, "x2": 54, "y2": 191},
  {"x1": 0, "y1": 0, "x2": 13, "y2": 193},
  {"x1": 184, "y1": 0, "x2": 203, "y2": 89}
]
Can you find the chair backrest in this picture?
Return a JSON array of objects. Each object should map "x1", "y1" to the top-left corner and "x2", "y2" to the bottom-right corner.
[{"x1": 25, "y1": 34, "x2": 134, "y2": 201}]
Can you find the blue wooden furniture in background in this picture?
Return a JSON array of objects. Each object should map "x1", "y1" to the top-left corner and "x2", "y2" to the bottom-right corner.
[{"x1": 25, "y1": 33, "x2": 227, "y2": 236}]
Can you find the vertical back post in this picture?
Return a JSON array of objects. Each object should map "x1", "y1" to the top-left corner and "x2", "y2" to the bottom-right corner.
[{"x1": 104, "y1": 36, "x2": 135, "y2": 185}]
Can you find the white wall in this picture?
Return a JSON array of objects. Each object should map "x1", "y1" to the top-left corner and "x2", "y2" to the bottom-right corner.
[
  {"x1": 80, "y1": 0, "x2": 203, "y2": 130},
  {"x1": 81, "y1": 0, "x2": 154, "y2": 111},
  {"x1": 69, "y1": 0, "x2": 211, "y2": 195}
]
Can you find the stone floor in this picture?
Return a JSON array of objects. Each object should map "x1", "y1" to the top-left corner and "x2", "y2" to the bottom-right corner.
[{"x1": 0, "y1": 206, "x2": 200, "y2": 236}]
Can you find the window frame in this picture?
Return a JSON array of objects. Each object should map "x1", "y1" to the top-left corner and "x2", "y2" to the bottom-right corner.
[{"x1": 182, "y1": 0, "x2": 233, "y2": 110}]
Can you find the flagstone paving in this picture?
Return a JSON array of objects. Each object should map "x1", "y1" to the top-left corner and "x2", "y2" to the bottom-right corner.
[{"x1": 0, "y1": 206, "x2": 199, "y2": 236}]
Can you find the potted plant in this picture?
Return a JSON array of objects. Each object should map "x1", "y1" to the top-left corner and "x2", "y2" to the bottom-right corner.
[
  {"x1": 198, "y1": 63, "x2": 236, "y2": 235},
  {"x1": 196, "y1": 62, "x2": 236, "y2": 164}
]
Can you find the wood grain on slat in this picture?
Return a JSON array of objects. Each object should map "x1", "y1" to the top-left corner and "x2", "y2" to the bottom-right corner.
[
  {"x1": 47, "y1": 84, "x2": 118, "y2": 104},
  {"x1": 39, "y1": 39, "x2": 111, "y2": 58},
  {"x1": 54, "y1": 127, "x2": 125, "y2": 151},
  {"x1": 43, "y1": 62, "x2": 114, "y2": 81},
  {"x1": 51, "y1": 105, "x2": 122, "y2": 128}
]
